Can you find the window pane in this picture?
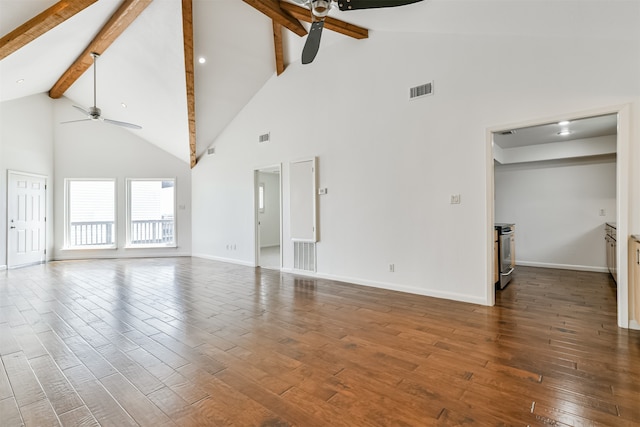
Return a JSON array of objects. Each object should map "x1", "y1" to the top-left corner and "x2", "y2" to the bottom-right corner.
[
  {"x1": 129, "y1": 180, "x2": 175, "y2": 246},
  {"x1": 259, "y1": 183, "x2": 265, "y2": 212},
  {"x1": 68, "y1": 180, "x2": 115, "y2": 247}
]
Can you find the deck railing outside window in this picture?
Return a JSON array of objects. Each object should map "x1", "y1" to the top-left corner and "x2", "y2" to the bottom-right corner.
[
  {"x1": 69, "y1": 221, "x2": 114, "y2": 246},
  {"x1": 130, "y1": 219, "x2": 174, "y2": 244},
  {"x1": 70, "y1": 219, "x2": 174, "y2": 246}
]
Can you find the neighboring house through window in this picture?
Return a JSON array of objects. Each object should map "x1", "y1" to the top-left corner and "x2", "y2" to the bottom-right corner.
[
  {"x1": 126, "y1": 179, "x2": 176, "y2": 247},
  {"x1": 65, "y1": 179, "x2": 116, "y2": 249}
]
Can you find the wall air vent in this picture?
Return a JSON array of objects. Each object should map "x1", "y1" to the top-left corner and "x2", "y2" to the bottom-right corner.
[
  {"x1": 409, "y1": 82, "x2": 433, "y2": 99},
  {"x1": 207, "y1": 147, "x2": 215, "y2": 156},
  {"x1": 294, "y1": 241, "x2": 316, "y2": 272},
  {"x1": 259, "y1": 133, "x2": 270, "y2": 143}
]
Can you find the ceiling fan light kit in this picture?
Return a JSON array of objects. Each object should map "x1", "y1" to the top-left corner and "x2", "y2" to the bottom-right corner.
[
  {"x1": 61, "y1": 52, "x2": 142, "y2": 130},
  {"x1": 295, "y1": 0, "x2": 424, "y2": 65}
]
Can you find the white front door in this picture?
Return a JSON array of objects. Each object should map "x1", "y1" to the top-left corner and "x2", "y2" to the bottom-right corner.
[{"x1": 7, "y1": 172, "x2": 47, "y2": 268}]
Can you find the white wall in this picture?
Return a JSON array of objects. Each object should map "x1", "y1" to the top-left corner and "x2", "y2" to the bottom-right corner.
[
  {"x1": 495, "y1": 156, "x2": 616, "y2": 271},
  {"x1": 192, "y1": 1, "x2": 640, "y2": 306},
  {"x1": 258, "y1": 171, "x2": 280, "y2": 248},
  {"x1": 53, "y1": 97, "x2": 192, "y2": 260},
  {"x1": 0, "y1": 93, "x2": 55, "y2": 268}
]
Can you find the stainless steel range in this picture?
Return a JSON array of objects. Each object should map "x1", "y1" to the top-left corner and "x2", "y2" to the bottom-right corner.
[{"x1": 495, "y1": 223, "x2": 515, "y2": 289}]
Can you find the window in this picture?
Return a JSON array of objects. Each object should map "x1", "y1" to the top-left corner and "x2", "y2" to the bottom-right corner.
[
  {"x1": 65, "y1": 179, "x2": 116, "y2": 249},
  {"x1": 259, "y1": 183, "x2": 265, "y2": 213},
  {"x1": 127, "y1": 179, "x2": 176, "y2": 247}
]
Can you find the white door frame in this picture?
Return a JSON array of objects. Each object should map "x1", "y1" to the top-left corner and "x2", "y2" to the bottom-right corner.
[
  {"x1": 486, "y1": 104, "x2": 631, "y2": 328},
  {"x1": 7, "y1": 170, "x2": 48, "y2": 268},
  {"x1": 254, "y1": 164, "x2": 283, "y2": 269}
]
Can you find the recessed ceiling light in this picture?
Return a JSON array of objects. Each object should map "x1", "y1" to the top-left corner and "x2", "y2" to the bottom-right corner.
[
  {"x1": 557, "y1": 130, "x2": 572, "y2": 136},
  {"x1": 16, "y1": 79, "x2": 24, "y2": 84},
  {"x1": 558, "y1": 120, "x2": 570, "y2": 126},
  {"x1": 198, "y1": 57, "x2": 206, "y2": 64}
]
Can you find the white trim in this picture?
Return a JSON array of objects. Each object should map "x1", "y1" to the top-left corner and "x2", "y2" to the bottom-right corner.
[
  {"x1": 485, "y1": 128, "x2": 495, "y2": 306},
  {"x1": 281, "y1": 268, "x2": 488, "y2": 306},
  {"x1": 629, "y1": 320, "x2": 640, "y2": 331},
  {"x1": 487, "y1": 104, "x2": 632, "y2": 328},
  {"x1": 616, "y1": 105, "x2": 631, "y2": 328},
  {"x1": 193, "y1": 253, "x2": 256, "y2": 267},
  {"x1": 0, "y1": 265, "x2": 7, "y2": 271},
  {"x1": 54, "y1": 252, "x2": 190, "y2": 261},
  {"x1": 515, "y1": 261, "x2": 609, "y2": 274}
]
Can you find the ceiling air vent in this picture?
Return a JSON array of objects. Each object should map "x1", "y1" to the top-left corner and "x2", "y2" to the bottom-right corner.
[
  {"x1": 258, "y1": 132, "x2": 270, "y2": 143},
  {"x1": 207, "y1": 147, "x2": 215, "y2": 156},
  {"x1": 409, "y1": 82, "x2": 433, "y2": 99},
  {"x1": 500, "y1": 130, "x2": 516, "y2": 136}
]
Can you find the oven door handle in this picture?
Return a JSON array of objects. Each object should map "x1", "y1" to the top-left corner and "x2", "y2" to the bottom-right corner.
[{"x1": 501, "y1": 267, "x2": 514, "y2": 276}]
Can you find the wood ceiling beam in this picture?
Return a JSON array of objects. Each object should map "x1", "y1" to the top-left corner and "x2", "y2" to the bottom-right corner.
[
  {"x1": 48, "y1": 0, "x2": 153, "y2": 99},
  {"x1": 272, "y1": 22, "x2": 285, "y2": 75},
  {"x1": 279, "y1": 1, "x2": 368, "y2": 39},
  {"x1": 182, "y1": 0, "x2": 197, "y2": 168},
  {"x1": 242, "y1": 0, "x2": 307, "y2": 37},
  {"x1": 0, "y1": 0, "x2": 97, "y2": 60}
]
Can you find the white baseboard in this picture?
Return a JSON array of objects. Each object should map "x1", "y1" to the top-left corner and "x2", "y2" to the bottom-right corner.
[
  {"x1": 516, "y1": 260, "x2": 608, "y2": 273},
  {"x1": 281, "y1": 268, "x2": 488, "y2": 306},
  {"x1": 0, "y1": 265, "x2": 6, "y2": 271},
  {"x1": 192, "y1": 253, "x2": 256, "y2": 267},
  {"x1": 53, "y1": 252, "x2": 191, "y2": 261},
  {"x1": 629, "y1": 320, "x2": 640, "y2": 330}
]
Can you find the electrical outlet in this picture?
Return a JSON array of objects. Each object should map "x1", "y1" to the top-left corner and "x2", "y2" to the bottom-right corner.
[
  {"x1": 389, "y1": 264, "x2": 395, "y2": 272},
  {"x1": 599, "y1": 209, "x2": 606, "y2": 216},
  {"x1": 450, "y1": 194, "x2": 461, "y2": 204}
]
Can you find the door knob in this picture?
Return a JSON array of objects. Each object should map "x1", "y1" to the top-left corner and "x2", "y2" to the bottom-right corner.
[{"x1": 10, "y1": 226, "x2": 16, "y2": 229}]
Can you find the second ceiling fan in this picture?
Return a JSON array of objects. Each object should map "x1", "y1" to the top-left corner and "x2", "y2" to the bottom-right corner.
[{"x1": 290, "y1": 0, "x2": 424, "y2": 64}]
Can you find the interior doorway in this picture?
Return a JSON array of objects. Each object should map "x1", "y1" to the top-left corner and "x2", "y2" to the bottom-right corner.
[
  {"x1": 255, "y1": 165, "x2": 282, "y2": 270},
  {"x1": 7, "y1": 171, "x2": 47, "y2": 268},
  {"x1": 487, "y1": 105, "x2": 631, "y2": 328}
]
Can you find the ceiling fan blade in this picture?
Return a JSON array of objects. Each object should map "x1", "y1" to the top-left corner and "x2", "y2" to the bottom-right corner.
[
  {"x1": 60, "y1": 119, "x2": 92, "y2": 125},
  {"x1": 302, "y1": 20, "x2": 325, "y2": 64},
  {"x1": 337, "y1": 0, "x2": 423, "y2": 11},
  {"x1": 103, "y1": 118, "x2": 142, "y2": 130},
  {"x1": 72, "y1": 105, "x2": 90, "y2": 116}
]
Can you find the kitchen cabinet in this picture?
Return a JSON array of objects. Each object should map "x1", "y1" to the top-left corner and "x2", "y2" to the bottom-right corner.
[
  {"x1": 605, "y1": 223, "x2": 617, "y2": 283},
  {"x1": 630, "y1": 236, "x2": 640, "y2": 323}
]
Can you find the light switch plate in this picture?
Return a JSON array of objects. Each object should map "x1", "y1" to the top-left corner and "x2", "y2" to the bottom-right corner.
[{"x1": 450, "y1": 194, "x2": 461, "y2": 204}]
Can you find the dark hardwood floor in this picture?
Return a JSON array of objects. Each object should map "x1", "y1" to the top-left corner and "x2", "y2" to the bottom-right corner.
[{"x1": 0, "y1": 258, "x2": 639, "y2": 426}]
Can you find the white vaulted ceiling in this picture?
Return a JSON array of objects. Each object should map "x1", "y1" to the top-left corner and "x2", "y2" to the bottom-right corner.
[{"x1": 1, "y1": 1, "x2": 636, "y2": 164}]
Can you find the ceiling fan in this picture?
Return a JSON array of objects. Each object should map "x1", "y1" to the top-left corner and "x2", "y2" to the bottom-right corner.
[
  {"x1": 291, "y1": 0, "x2": 424, "y2": 64},
  {"x1": 61, "y1": 52, "x2": 142, "y2": 130}
]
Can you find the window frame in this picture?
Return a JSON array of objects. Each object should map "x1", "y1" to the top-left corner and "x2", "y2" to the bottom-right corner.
[
  {"x1": 125, "y1": 178, "x2": 177, "y2": 249},
  {"x1": 64, "y1": 178, "x2": 117, "y2": 250}
]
